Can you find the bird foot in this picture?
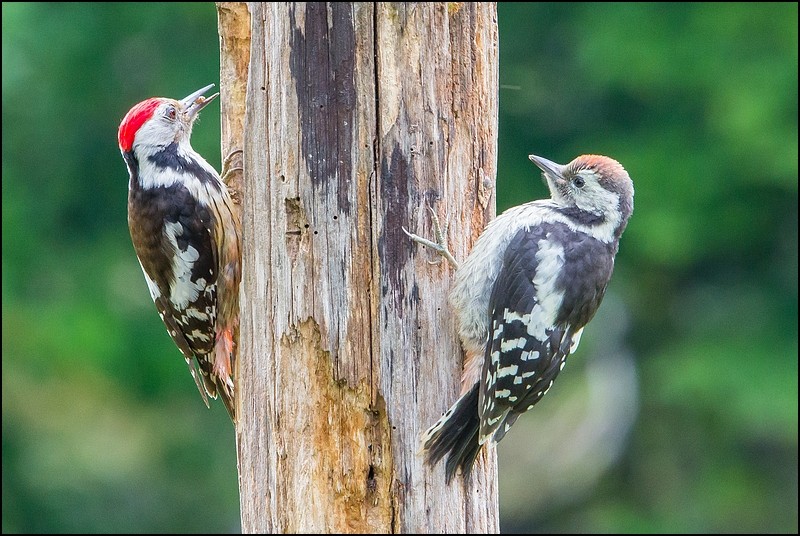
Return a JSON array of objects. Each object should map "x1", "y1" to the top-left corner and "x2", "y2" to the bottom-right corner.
[
  {"x1": 403, "y1": 205, "x2": 460, "y2": 269},
  {"x1": 221, "y1": 149, "x2": 243, "y2": 184}
]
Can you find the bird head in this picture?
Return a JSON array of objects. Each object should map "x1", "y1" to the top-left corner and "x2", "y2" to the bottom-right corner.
[
  {"x1": 118, "y1": 84, "x2": 218, "y2": 155},
  {"x1": 529, "y1": 153, "x2": 634, "y2": 232}
]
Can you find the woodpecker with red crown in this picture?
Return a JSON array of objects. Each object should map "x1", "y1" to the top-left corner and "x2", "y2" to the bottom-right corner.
[
  {"x1": 405, "y1": 153, "x2": 634, "y2": 482},
  {"x1": 118, "y1": 85, "x2": 241, "y2": 420}
]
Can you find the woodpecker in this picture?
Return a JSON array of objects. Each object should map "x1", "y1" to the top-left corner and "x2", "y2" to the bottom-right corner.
[
  {"x1": 118, "y1": 85, "x2": 241, "y2": 421},
  {"x1": 405, "y1": 154, "x2": 634, "y2": 482}
]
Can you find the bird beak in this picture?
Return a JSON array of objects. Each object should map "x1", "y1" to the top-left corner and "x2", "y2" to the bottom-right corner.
[
  {"x1": 182, "y1": 84, "x2": 219, "y2": 122},
  {"x1": 528, "y1": 154, "x2": 567, "y2": 184}
]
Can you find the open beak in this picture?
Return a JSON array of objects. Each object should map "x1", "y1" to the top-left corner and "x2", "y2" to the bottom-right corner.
[{"x1": 182, "y1": 84, "x2": 219, "y2": 122}]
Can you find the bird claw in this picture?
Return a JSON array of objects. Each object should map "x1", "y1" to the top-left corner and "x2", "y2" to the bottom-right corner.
[
  {"x1": 404, "y1": 204, "x2": 460, "y2": 269},
  {"x1": 221, "y1": 149, "x2": 243, "y2": 184}
]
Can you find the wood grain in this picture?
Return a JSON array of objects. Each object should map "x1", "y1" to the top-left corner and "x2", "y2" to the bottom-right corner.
[{"x1": 220, "y1": 3, "x2": 500, "y2": 532}]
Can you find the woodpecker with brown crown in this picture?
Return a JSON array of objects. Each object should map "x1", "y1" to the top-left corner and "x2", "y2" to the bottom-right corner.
[
  {"x1": 404, "y1": 154, "x2": 634, "y2": 482},
  {"x1": 118, "y1": 84, "x2": 241, "y2": 421}
]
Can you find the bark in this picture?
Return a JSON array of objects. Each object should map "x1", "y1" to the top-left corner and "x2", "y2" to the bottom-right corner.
[
  {"x1": 217, "y1": 1, "x2": 249, "y2": 199},
  {"x1": 218, "y1": 2, "x2": 499, "y2": 532}
]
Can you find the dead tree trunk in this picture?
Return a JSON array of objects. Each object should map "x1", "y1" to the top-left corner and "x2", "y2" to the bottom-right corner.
[{"x1": 219, "y1": 2, "x2": 499, "y2": 532}]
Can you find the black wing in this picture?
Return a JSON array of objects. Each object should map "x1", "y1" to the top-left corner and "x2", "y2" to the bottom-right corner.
[
  {"x1": 129, "y1": 182, "x2": 220, "y2": 402},
  {"x1": 478, "y1": 222, "x2": 610, "y2": 444}
]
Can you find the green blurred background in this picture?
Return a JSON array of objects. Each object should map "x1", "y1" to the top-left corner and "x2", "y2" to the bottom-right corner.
[{"x1": 2, "y1": 2, "x2": 797, "y2": 533}]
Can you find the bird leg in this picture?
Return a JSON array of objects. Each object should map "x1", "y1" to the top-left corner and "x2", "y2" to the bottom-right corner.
[{"x1": 403, "y1": 205, "x2": 460, "y2": 270}]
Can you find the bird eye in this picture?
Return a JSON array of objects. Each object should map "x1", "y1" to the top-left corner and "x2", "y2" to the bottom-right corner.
[
  {"x1": 165, "y1": 105, "x2": 177, "y2": 120},
  {"x1": 573, "y1": 176, "x2": 585, "y2": 188}
]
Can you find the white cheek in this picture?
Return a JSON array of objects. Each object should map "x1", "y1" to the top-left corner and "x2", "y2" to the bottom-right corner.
[
  {"x1": 134, "y1": 119, "x2": 176, "y2": 149},
  {"x1": 574, "y1": 181, "x2": 622, "y2": 228}
]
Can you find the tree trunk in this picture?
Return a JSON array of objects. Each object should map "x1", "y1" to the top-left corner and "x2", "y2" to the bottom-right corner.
[{"x1": 219, "y1": 2, "x2": 499, "y2": 532}]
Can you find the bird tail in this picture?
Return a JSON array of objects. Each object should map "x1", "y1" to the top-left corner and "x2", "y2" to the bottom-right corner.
[
  {"x1": 421, "y1": 384, "x2": 482, "y2": 483},
  {"x1": 216, "y1": 379, "x2": 236, "y2": 422},
  {"x1": 194, "y1": 357, "x2": 236, "y2": 422}
]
